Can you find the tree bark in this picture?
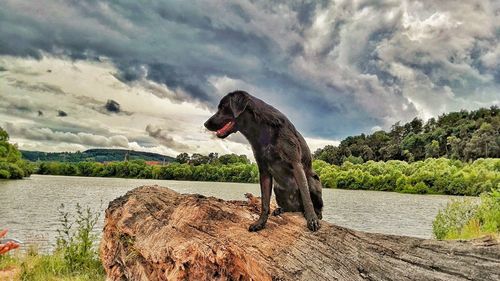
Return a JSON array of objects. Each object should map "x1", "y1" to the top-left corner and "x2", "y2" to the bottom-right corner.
[{"x1": 100, "y1": 185, "x2": 500, "y2": 281}]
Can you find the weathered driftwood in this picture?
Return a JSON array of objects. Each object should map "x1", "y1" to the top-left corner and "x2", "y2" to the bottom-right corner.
[{"x1": 100, "y1": 185, "x2": 500, "y2": 281}]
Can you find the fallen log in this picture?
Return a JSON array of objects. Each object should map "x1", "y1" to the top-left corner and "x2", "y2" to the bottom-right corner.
[{"x1": 100, "y1": 185, "x2": 500, "y2": 281}]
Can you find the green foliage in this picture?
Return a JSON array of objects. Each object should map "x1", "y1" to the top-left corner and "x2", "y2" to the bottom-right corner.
[
  {"x1": 314, "y1": 106, "x2": 499, "y2": 164},
  {"x1": 343, "y1": 155, "x2": 364, "y2": 164},
  {"x1": 0, "y1": 126, "x2": 32, "y2": 179},
  {"x1": 35, "y1": 158, "x2": 260, "y2": 184},
  {"x1": 56, "y1": 203, "x2": 102, "y2": 274},
  {"x1": 315, "y1": 158, "x2": 500, "y2": 196},
  {"x1": 175, "y1": 152, "x2": 190, "y2": 164},
  {"x1": 33, "y1": 154, "x2": 498, "y2": 197},
  {"x1": 0, "y1": 204, "x2": 104, "y2": 280},
  {"x1": 433, "y1": 188, "x2": 500, "y2": 240}
]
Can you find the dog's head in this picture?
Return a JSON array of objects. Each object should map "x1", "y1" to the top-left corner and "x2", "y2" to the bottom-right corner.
[{"x1": 204, "y1": 91, "x2": 249, "y2": 138}]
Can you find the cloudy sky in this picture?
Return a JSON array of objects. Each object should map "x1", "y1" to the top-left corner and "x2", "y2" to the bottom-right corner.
[{"x1": 0, "y1": 0, "x2": 499, "y2": 158}]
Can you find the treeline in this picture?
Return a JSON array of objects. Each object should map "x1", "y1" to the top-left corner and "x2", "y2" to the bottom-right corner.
[
  {"x1": 34, "y1": 155, "x2": 499, "y2": 196},
  {"x1": 0, "y1": 127, "x2": 32, "y2": 179},
  {"x1": 36, "y1": 153, "x2": 259, "y2": 183},
  {"x1": 314, "y1": 158, "x2": 499, "y2": 196},
  {"x1": 21, "y1": 149, "x2": 175, "y2": 163},
  {"x1": 314, "y1": 106, "x2": 499, "y2": 165},
  {"x1": 174, "y1": 152, "x2": 251, "y2": 165}
]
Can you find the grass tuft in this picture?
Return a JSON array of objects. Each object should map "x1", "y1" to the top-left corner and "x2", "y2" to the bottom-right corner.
[{"x1": 0, "y1": 204, "x2": 105, "y2": 280}]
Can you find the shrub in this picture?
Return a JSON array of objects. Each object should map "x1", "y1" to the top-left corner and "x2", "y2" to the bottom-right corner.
[
  {"x1": 56, "y1": 203, "x2": 103, "y2": 275},
  {"x1": 432, "y1": 199, "x2": 479, "y2": 239},
  {"x1": 432, "y1": 188, "x2": 500, "y2": 240},
  {"x1": 0, "y1": 204, "x2": 105, "y2": 280},
  {"x1": 414, "y1": 182, "x2": 429, "y2": 194},
  {"x1": 313, "y1": 158, "x2": 499, "y2": 196}
]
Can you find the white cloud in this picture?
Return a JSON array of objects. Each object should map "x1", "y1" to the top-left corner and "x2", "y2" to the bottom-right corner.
[
  {"x1": 0, "y1": 0, "x2": 498, "y2": 155},
  {"x1": 0, "y1": 55, "x2": 274, "y2": 159}
]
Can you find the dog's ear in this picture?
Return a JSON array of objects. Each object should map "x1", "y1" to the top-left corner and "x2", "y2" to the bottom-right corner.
[{"x1": 229, "y1": 91, "x2": 249, "y2": 118}]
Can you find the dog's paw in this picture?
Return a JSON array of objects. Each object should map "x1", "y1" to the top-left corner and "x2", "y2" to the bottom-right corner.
[
  {"x1": 306, "y1": 216, "x2": 320, "y2": 232},
  {"x1": 248, "y1": 221, "x2": 266, "y2": 232},
  {"x1": 272, "y1": 207, "x2": 283, "y2": 216}
]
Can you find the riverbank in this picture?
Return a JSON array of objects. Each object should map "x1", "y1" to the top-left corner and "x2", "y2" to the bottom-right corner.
[
  {"x1": 32, "y1": 157, "x2": 499, "y2": 196},
  {"x1": 0, "y1": 202, "x2": 104, "y2": 281}
]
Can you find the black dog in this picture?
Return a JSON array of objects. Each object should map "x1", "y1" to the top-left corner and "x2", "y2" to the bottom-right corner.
[{"x1": 204, "y1": 91, "x2": 323, "y2": 232}]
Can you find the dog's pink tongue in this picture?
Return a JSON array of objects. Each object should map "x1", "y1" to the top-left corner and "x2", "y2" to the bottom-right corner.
[{"x1": 216, "y1": 121, "x2": 234, "y2": 137}]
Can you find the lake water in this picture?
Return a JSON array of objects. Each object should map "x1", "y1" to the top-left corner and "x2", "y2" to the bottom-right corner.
[{"x1": 0, "y1": 175, "x2": 465, "y2": 252}]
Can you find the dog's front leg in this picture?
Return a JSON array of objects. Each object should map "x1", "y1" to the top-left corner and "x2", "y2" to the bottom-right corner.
[
  {"x1": 293, "y1": 163, "x2": 320, "y2": 231},
  {"x1": 249, "y1": 171, "x2": 272, "y2": 232}
]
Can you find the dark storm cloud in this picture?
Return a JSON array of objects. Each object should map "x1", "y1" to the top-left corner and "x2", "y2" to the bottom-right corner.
[
  {"x1": 105, "y1": 99, "x2": 120, "y2": 113},
  {"x1": 71, "y1": 96, "x2": 132, "y2": 116},
  {"x1": 0, "y1": 0, "x2": 498, "y2": 139}
]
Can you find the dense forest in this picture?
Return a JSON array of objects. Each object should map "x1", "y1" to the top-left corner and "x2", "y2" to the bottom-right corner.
[
  {"x1": 21, "y1": 149, "x2": 175, "y2": 163},
  {"x1": 314, "y1": 107, "x2": 499, "y2": 165},
  {"x1": 0, "y1": 127, "x2": 32, "y2": 179}
]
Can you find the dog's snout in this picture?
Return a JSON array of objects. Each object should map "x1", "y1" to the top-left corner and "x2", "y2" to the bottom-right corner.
[{"x1": 204, "y1": 117, "x2": 216, "y2": 130}]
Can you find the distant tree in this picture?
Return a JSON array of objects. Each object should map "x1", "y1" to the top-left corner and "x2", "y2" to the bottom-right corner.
[
  {"x1": 0, "y1": 127, "x2": 32, "y2": 179},
  {"x1": 0, "y1": 127, "x2": 8, "y2": 142},
  {"x1": 379, "y1": 143, "x2": 400, "y2": 161},
  {"x1": 424, "y1": 117, "x2": 437, "y2": 133},
  {"x1": 208, "y1": 152, "x2": 219, "y2": 164},
  {"x1": 401, "y1": 133, "x2": 427, "y2": 160},
  {"x1": 218, "y1": 154, "x2": 250, "y2": 165},
  {"x1": 343, "y1": 155, "x2": 364, "y2": 164},
  {"x1": 402, "y1": 149, "x2": 415, "y2": 162},
  {"x1": 425, "y1": 140, "x2": 440, "y2": 158},
  {"x1": 409, "y1": 117, "x2": 423, "y2": 134},
  {"x1": 359, "y1": 145, "x2": 375, "y2": 161},
  {"x1": 176, "y1": 153, "x2": 190, "y2": 164},
  {"x1": 313, "y1": 145, "x2": 342, "y2": 165},
  {"x1": 464, "y1": 123, "x2": 499, "y2": 159},
  {"x1": 366, "y1": 131, "x2": 391, "y2": 160},
  {"x1": 190, "y1": 153, "x2": 210, "y2": 166},
  {"x1": 446, "y1": 136, "x2": 461, "y2": 159}
]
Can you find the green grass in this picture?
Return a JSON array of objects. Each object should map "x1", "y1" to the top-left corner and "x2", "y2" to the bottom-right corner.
[
  {"x1": 0, "y1": 250, "x2": 103, "y2": 281},
  {"x1": 0, "y1": 204, "x2": 105, "y2": 281},
  {"x1": 433, "y1": 188, "x2": 500, "y2": 240}
]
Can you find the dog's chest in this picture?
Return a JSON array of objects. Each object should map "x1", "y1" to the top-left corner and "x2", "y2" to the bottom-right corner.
[{"x1": 259, "y1": 143, "x2": 280, "y2": 162}]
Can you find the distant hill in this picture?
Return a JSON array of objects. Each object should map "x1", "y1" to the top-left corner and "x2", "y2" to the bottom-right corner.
[{"x1": 21, "y1": 149, "x2": 175, "y2": 163}]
